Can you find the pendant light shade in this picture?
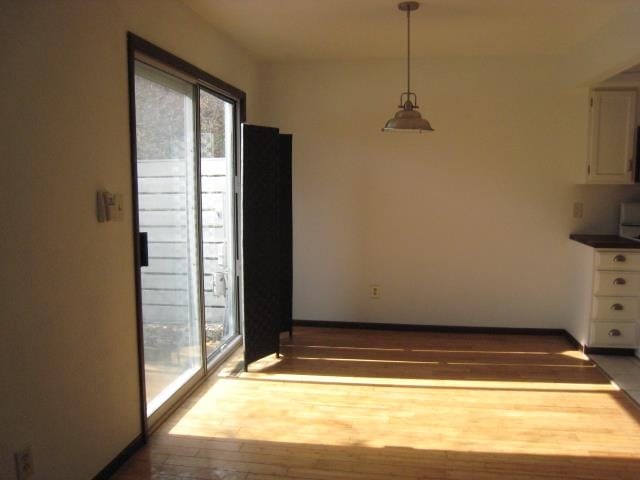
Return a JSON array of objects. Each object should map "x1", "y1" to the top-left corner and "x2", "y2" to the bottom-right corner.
[
  {"x1": 382, "y1": 1, "x2": 434, "y2": 133},
  {"x1": 383, "y1": 95, "x2": 434, "y2": 131}
]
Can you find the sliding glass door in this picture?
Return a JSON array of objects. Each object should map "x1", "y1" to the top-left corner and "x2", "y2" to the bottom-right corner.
[
  {"x1": 199, "y1": 89, "x2": 238, "y2": 360},
  {"x1": 133, "y1": 58, "x2": 239, "y2": 423}
]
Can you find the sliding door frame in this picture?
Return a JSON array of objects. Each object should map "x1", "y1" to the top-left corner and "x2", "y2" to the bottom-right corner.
[{"x1": 126, "y1": 33, "x2": 246, "y2": 437}]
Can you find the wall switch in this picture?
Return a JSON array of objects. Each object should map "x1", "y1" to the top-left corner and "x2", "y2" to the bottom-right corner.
[
  {"x1": 573, "y1": 202, "x2": 584, "y2": 219},
  {"x1": 14, "y1": 445, "x2": 34, "y2": 480},
  {"x1": 370, "y1": 285, "x2": 381, "y2": 299}
]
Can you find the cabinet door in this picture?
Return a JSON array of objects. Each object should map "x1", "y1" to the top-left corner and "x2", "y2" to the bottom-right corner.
[{"x1": 587, "y1": 90, "x2": 637, "y2": 184}]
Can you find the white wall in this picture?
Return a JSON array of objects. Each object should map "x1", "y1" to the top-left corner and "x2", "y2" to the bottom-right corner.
[
  {"x1": 0, "y1": 1, "x2": 260, "y2": 479},
  {"x1": 260, "y1": 57, "x2": 640, "y2": 328}
]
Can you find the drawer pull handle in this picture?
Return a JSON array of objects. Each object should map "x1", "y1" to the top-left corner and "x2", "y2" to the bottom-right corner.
[
  {"x1": 613, "y1": 278, "x2": 627, "y2": 285},
  {"x1": 614, "y1": 255, "x2": 627, "y2": 263},
  {"x1": 608, "y1": 329, "x2": 622, "y2": 337},
  {"x1": 610, "y1": 303, "x2": 625, "y2": 311}
]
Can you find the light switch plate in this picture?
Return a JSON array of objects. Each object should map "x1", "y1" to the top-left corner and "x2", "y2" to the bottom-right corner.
[{"x1": 97, "y1": 191, "x2": 124, "y2": 222}]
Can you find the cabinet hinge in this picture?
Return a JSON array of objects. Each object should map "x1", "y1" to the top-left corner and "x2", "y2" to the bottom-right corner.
[{"x1": 587, "y1": 164, "x2": 591, "y2": 175}]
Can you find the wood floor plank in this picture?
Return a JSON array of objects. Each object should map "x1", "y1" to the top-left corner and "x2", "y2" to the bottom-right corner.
[{"x1": 111, "y1": 327, "x2": 640, "y2": 479}]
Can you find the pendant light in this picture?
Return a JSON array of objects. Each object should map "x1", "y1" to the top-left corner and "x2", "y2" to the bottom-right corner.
[{"x1": 382, "y1": 1, "x2": 434, "y2": 133}]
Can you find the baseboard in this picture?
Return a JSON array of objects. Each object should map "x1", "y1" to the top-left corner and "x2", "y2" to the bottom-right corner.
[
  {"x1": 563, "y1": 331, "x2": 581, "y2": 349},
  {"x1": 93, "y1": 434, "x2": 145, "y2": 480},
  {"x1": 293, "y1": 319, "x2": 566, "y2": 336},
  {"x1": 583, "y1": 347, "x2": 636, "y2": 356}
]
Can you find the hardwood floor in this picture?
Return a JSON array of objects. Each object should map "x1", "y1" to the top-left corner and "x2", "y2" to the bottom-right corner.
[{"x1": 112, "y1": 327, "x2": 640, "y2": 480}]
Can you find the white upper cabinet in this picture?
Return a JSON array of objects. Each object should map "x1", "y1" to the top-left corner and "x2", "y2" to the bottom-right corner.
[{"x1": 587, "y1": 89, "x2": 637, "y2": 184}]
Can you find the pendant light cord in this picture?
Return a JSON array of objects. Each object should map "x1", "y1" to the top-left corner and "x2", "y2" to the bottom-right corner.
[{"x1": 407, "y1": 7, "x2": 411, "y2": 96}]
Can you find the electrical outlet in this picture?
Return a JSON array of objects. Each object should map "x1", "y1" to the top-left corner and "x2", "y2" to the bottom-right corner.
[
  {"x1": 14, "y1": 445, "x2": 34, "y2": 480},
  {"x1": 573, "y1": 202, "x2": 584, "y2": 219},
  {"x1": 370, "y1": 285, "x2": 381, "y2": 299}
]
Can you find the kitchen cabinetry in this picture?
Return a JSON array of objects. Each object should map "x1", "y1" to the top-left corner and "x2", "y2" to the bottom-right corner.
[
  {"x1": 586, "y1": 89, "x2": 637, "y2": 184},
  {"x1": 569, "y1": 237, "x2": 640, "y2": 351}
]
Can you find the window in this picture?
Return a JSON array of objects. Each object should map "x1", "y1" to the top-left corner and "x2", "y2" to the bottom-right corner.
[{"x1": 128, "y1": 34, "x2": 245, "y2": 428}]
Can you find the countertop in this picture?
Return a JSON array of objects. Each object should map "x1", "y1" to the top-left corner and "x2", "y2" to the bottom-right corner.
[{"x1": 569, "y1": 234, "x2": 640, "y2": 249}]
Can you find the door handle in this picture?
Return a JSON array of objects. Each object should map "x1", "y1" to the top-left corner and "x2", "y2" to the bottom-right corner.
[{"x1": 140, "y1": 232, "x2": 149, "y2": 267}]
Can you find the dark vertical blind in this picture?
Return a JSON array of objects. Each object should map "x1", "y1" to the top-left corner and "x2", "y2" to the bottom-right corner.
[
  {"x1": 242, "y1": 124, "x2": 283, "y2": 369},
  {"x1": 279, "y1": 134, "x2": 293, "y2": 336}
]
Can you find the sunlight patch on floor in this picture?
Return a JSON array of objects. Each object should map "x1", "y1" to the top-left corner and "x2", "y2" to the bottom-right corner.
[
  {"x1": 165, "y1": 373, "x2": 639, "y2": 461},
  {"x1": 225, "y1": 371, "x2": 619, "y2": 391}
]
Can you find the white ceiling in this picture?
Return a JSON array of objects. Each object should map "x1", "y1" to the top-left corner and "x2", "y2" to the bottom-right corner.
[{"x1": 183, "y1": 0, "x2": 639, "y2": 61}]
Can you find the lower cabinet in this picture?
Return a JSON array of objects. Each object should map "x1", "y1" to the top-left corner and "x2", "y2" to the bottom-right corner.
[
  {"x1": 568, "y1": 244, "x2": 640, "y2": 350},
  {"x1": 590, "y1": 321, "x2": 638, "y2": 347}
]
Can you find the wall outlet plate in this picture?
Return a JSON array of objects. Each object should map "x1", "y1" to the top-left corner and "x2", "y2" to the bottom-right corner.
[
  {"x1": 370, "y1": 285, "x2": 381, "y2": 299},
  {"x1": 14, "y1": 445, "x2": 34, "y2": 480},
  {"x1": 573, "y1": 202, "x2": 584, "y2": 219}
]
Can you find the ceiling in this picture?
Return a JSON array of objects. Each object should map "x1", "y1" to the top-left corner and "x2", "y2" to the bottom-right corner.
[{"x1": 183, "y1": 0, "x2": 639, "y2": 61}]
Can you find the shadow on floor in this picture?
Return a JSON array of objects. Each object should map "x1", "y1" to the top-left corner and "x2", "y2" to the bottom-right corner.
[
  {"x1": 112, "y1": 434, "x2": 640, "y2": 480},
  {"x1": 251, "y1": 327, "x2": 609, "y2": 385}
]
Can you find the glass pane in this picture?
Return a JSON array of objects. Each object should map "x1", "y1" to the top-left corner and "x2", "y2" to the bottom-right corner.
[
  {"x1": 134, "y1": 61, "x2": 202, "y2": 416},
  {"x1": 200, "y1": 89, "x2": 237, "y2": 359}
]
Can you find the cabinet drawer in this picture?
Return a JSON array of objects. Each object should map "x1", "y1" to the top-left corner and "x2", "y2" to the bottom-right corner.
[
  {"x1": 590, "y1": 321, "x2": 638, "y2": 347},
  {"x1": 593, "y1": 271, "x2": 640, "y2": 296},
  {"x1": 596, "y1": 251, "x2": 640, "y2": 271},
  {"x1": 592, "y1": 296, "x2": 639, "y2": 320}
]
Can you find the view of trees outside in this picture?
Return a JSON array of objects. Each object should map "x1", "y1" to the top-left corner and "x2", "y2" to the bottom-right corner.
[
  {"x1": 135, "y1": 73, "x2": 188, "y2": 160},
  {"x1": 200, "y1": 91, "x2": 226, "y2": 158},
  {"x1": 135, "y1": 73, "x2": 226, "y2": 160}
]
